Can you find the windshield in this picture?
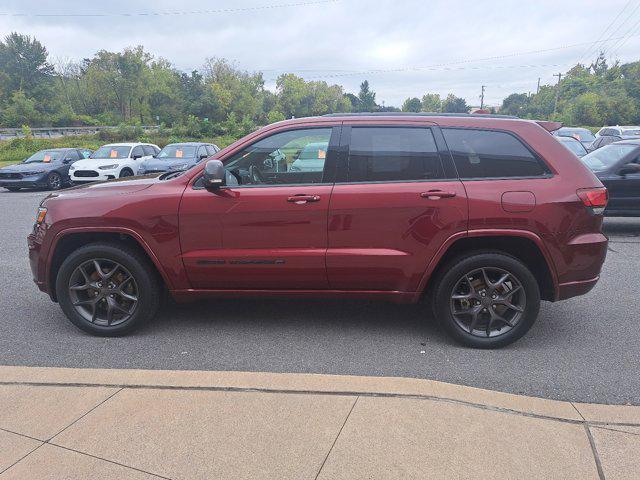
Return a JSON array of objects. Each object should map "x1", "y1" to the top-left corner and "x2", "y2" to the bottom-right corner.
[
  {"x1": 297, "y1": 142, "x2": 328, "y2": 161},
  {"x1": 559, "y1": 139, "x2": 587, "y2": 156},
  {"x1": 158, "y1": 145, "x2": 197, "y2": 159},
  {"x1": 581, "y1": 144, "x2": 638, "y2": 171},
  {"x1": 557, "y1": 129, "x2": 595, "y2": 142},
  {"x1": 91, "y1": 146, "x2": 131, "y2": 159},
  {"x1": 24, "y1": 150, "x2": 63, "y2": 163}
]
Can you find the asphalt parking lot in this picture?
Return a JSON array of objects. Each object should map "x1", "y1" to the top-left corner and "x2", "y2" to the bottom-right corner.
[{"x1": 1, "y1": 189, "x2": 638, "y2": 405}]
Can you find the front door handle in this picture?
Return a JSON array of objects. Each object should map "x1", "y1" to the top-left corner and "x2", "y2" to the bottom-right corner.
[
  {"x1": 420, "y1": 190, "x2": 457, "y2": 199},
  {"x1": 287, "y1": 194, "x2": 321, "y2": 204}
]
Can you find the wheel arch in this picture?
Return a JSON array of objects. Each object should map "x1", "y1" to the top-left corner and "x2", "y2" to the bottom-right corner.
[
  {"x1": 419, "y1": 230, "x2": 558, "y2": 302},
  {"x1": 48, "y1": 228, "x2": 172, "y2": 301}
]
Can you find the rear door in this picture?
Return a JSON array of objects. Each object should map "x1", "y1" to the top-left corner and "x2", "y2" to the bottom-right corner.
[{"x1": 326, "y1": 124, "x2": 468, "y2": 292}]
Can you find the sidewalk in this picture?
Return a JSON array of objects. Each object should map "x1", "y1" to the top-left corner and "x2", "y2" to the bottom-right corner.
[{"x1": 0, "y1": 366, "x2": 638, "y2": 479}]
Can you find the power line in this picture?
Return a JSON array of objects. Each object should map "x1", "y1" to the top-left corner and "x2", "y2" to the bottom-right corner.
[
  {"x1": 261, "y1": 31, "x2": 640, "y2": 82},
  {"x1": 609, "y1": 12, "x2": 640, "y2": 58},
  {"x1": 0, "y1": 0, "x2": 339, "y2": 17},
  {"x1": 264, "y1": 63, "x2": 565, "y2": 82},
  {"x1": 597, "y1": 1, "x2": 640, "y2": 59},
  {"x1": 577, "y1": 0, "x2": 633, "y2": 64}
]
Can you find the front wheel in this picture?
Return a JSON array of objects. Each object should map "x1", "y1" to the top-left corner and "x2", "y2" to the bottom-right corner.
[
  {"x1": 431, "y1": 252, "x2": 540, "y2": 349},
  {"x1": 47, "y1": 172, "x2": 63, "y2": 190},
  {"x1": 119, "y1": 168, "x2": 133, "y2": 178},
  {"x1": 56, "y1": 243, "x2": 161, "y2": 336}
]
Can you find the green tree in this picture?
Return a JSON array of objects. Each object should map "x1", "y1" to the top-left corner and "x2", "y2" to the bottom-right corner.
[
  {"x1": 357, "y1": 80, "x2": 376, "y2": 112},
  {"x1": 402, "y1": 97, "x2": 422, "y2": 112},
  {"x1": 421, "y1": 93, "x2": 441, "y2": 112},
  {"x1": 441, "y1": 94, "x2": 469, "y2": 113},
  {"x1": 0, "y1": 32, "x2": 54, "y2": 102},
  {"x1": 500, "y1": 93, "x2": 530, "y2": 116}
]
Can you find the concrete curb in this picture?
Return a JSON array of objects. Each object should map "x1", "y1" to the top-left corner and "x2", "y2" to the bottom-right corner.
[{"x1": 1, "y1": 366, "x2": 639, "y2": 426}]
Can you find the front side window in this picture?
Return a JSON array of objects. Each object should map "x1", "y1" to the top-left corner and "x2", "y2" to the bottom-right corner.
[
  {"x1": 92, "y1": 146, "x2": 131, "y2": 159},
  {"x1": 131, "y1": 146, "x2": 144, "y2": 158},
  {"x1": 347, "y1": 127, "x2": 443, "y2": 182},
  {"x1": 442, "y1": 128, "x2": 548, "y2": 179},
  {"x1": 224, "y1": 128, "x2": 332, "y2": 186},
  {"x1": 142, "y1": 145, "x2": 156, "y2": 156}
]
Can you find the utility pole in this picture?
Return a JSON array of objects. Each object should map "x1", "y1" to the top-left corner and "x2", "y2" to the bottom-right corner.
[
  {"x1": 536, "y1": 77, "x2": 540, "y2": 95},
  {"x1": 480, "y1": 85, "x2": 486, "y2": 110},
  {"x1": 553, "y1": 73, "x2": 562, "y2": 115}
]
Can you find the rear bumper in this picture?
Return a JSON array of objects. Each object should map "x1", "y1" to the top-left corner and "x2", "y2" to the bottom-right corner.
[
  {"x1": 551, "y1": 232, "x2": 608, "y2": 301},
  {"x1": 557, "y1": 276, "x2": 599, "y2": 300}
]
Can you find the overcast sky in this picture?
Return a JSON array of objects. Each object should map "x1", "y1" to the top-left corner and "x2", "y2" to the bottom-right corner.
[{"x1": 1, "y1": 0, "x2": 639, "y2": 107}]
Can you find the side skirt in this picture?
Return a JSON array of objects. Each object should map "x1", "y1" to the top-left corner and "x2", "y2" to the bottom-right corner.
[{"x1": 170, "y1": 289, "x2": 419, "y2": 304}]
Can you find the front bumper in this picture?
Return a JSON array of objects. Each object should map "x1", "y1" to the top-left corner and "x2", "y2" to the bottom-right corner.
[
  {"x1": 70, "y1": 170, "x2": 117, "y2": 182},
  {"x1": 0, "y1": 174, "x2": 49, "y2": 189}
]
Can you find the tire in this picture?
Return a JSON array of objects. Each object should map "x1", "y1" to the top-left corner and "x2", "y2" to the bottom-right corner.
[
  {"x1": 47, "y1": 172, "x2": 63, "y2": 190},
  {"x1": 5, "y1": 187, "x2": 20, "y2": 192},
  {"x1": 55, "y1": 243, "x2": 161, "y2": 336},
  {"x1": 431, "y1": 251, "x2": 540, "y2": 349},
  {"x1": 119, "y1": 168, "x2": 133, "y2": 178}
]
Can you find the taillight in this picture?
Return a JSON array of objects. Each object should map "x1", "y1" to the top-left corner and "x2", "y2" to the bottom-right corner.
[{"x1": 577, "y1": 187, "x2": 608, "y2": 215}]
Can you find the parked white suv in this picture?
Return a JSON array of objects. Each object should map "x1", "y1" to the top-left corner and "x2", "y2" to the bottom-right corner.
[
  {"x1": 69, "y1": 143, "x2": 160, "y2": 183},
  {"x1": 595, "y1": 125, "x2": 640, "y2": 139}
]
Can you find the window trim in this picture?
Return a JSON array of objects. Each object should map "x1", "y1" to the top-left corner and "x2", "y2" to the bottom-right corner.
[
  {"x1": 440, "y1": 126, "x2": 553, "y2": 181},
  {"x1": 192, "y1": 125, "x2": 340, "y2": 190},
  {"x1": 336, "y1": 125, "x2": 451, "y2": 184}
]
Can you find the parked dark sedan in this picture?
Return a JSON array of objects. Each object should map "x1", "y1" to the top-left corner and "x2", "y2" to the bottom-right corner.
[
  {"x1": 0, "y1": 148, "x2": 92, "y2": 192},
  {"x1": 553, "y1": 127, "x2": 596, "y2": 149},
  {"x1": 581, "y1": 139, "x2": 640, "y2": 216},
  {"x1": 138, "y1": 142, "x2": 219, "y2": 174}
]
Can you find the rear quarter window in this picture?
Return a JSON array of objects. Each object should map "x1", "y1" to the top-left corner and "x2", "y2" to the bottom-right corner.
[{"x1": 441, "y1": 128, "x2": 548, "y2": 179}]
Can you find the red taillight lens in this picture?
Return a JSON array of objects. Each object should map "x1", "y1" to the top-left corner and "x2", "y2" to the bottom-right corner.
[{"x1": 577, "y1": 188, "x2": 608, "y2": 214}]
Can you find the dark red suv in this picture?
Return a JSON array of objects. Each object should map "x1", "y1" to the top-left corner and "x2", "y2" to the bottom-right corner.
[{"x1": 28, "y1": 114, "x2": 609, "y2": 348}]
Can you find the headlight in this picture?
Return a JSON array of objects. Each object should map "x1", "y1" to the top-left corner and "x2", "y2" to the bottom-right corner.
[
  {"x1": 69, "y1": 165, "x2": 75, "y2": 170},
  {"x1": 98, "y1": 164, "x2": 119, "y2": 170},
  {"x1": 23, "y1": 170, "x2": 46, "y2": 175},
  {"x1": 169, "y1": 163, "x2": 189, "y2": 171},
  {"x1": 35, "y1": 207, "x2": 47, "y2": 224}
]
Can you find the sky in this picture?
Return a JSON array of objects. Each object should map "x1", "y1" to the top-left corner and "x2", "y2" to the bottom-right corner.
[{"x1": 1, "y1": 0, "x2": 640, "y2": 107}]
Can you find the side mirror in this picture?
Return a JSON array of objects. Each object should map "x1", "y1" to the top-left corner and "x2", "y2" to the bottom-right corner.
[
  {"x1": 618, "y1": 163, "x2": 640, "y2": 176},
  {"x1": 199, "y1": 154, "x2": 208, "y2": 161},
  {"x1": 203, "y1": 159, "x2": 225, "y2": 189},
  {"x1": 132, "y1": 154, "x2": 142, "y2": 160}
]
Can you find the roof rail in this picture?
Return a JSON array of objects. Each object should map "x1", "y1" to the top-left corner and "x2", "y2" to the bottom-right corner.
[{"x1": 321, "y1": 112, "x2": 519, "y2": 119}]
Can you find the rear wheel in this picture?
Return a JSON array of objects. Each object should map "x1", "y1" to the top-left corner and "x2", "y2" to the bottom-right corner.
[
  {"x1": 56, "y1": 243, "x2": 161, "y2": 336},
  {"x1": 431, "y1": 252, "x2": 540, "y2": 349},
  {"x1": 47, "y1": 172, "x2": 63, "y2": 190}
]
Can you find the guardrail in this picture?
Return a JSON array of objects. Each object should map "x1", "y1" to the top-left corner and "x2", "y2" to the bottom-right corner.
[{"x1": 0, "y1": 125, "x2": 160, "y2": 141}]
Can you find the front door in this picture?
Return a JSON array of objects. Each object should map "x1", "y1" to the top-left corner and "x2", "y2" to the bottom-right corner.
[
  {"x1": 327, "y1": 125, "x2": 468, "y2": 292},
  {"x1": 603, "y1": 153, "x2": 640, "y2": 214},
  {"x1": 179, "y1": 126, "x2": 340, "y2": 290}
]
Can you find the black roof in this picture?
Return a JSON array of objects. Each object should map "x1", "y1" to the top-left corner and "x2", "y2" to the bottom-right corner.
[{"x1": 322, "y1": 112, "x2": 518, "y2": 119}]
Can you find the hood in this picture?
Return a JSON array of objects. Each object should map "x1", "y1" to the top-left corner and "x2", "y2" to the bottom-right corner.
[
  {"x1": 43, "y1": 176, "x2": 157, "y2": 204},
  {"x1": 71, "y1": 158, "x2": 129, "y2": 169},
  {"x1": 141, "y1": 157, "x2": 197, "y2": 171},
  {"x1": 0, "y1": 162, "x2": 59, "y2": 173}
]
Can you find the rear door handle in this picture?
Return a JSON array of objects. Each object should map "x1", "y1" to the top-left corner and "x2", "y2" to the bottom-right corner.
[
  {"x1": 287, "y1": 194, "x2": 321, "y2": 204},
  {"x1": 420, "y1": 190, "x2": 457, "y2": 199}
]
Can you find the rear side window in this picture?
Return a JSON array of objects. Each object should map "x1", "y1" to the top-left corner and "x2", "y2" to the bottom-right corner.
[
  {"x1": 442, "y1": 128, "x2": 548, "y2": 179},
  {"x1": 347, "y1": 127, "x2": 444, "y2": 182}
]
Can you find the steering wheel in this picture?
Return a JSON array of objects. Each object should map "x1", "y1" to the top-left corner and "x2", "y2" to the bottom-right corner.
[{"x1": 249, "y1": 164, "x2": 266, "y2": 184}]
